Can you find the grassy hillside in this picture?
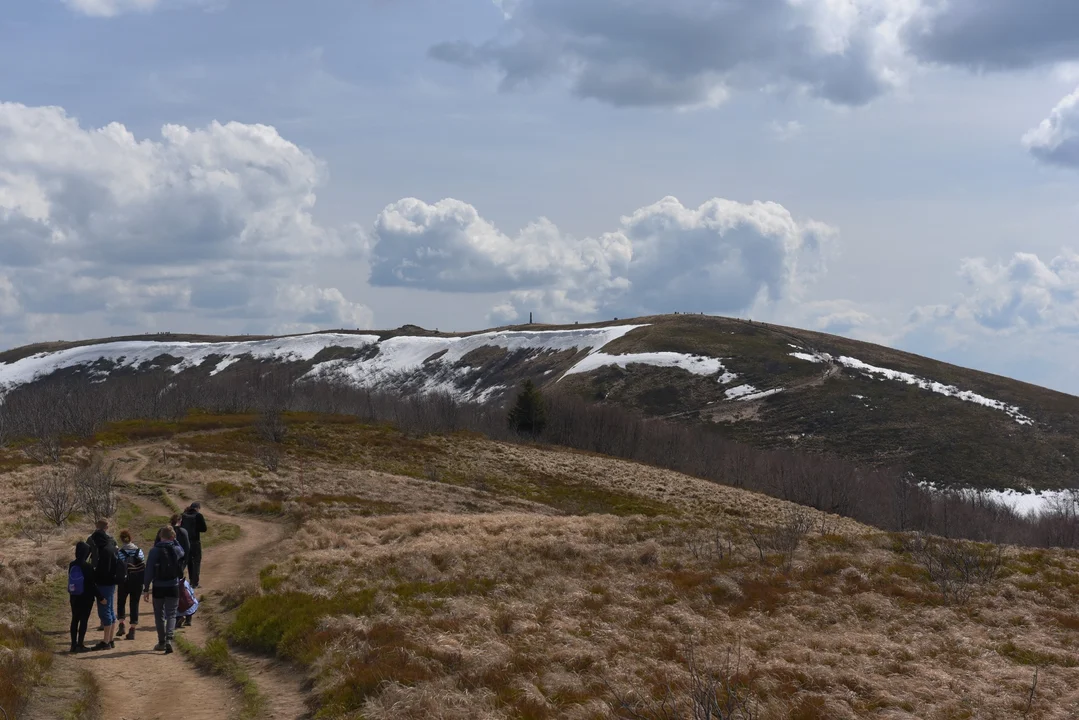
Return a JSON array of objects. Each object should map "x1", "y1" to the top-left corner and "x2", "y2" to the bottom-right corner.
[{"x1": 3, "y1": 414, "x2": 1072, "y2": 719}]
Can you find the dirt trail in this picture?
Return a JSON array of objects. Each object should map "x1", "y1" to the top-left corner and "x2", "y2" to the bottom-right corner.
[{"x1": 65, "y1": 444, "x2": 308, "y2": 720}]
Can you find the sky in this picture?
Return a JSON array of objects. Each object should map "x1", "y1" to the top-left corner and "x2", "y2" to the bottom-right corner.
[{"x1": 2, "y1": 1, "x2": 1079, "y2": 394}]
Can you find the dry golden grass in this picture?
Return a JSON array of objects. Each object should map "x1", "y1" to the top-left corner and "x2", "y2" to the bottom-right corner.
[
  {"x1": 229, "y1": 511, "x2": 1079, "y2": 720},
  {"x1": 8, "y1": 418, "x2": 1079, "y2": 719}
]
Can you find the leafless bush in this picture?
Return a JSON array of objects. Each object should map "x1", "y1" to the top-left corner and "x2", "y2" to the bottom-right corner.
[
  {"x1": 256, "y1": 408, "x2": 288, "y2": 444},
  {"x1": 18, "y1": 520, "x2": 53, "y2": 547},
  {"x1": 749, "y1": 509, "x2": 814, "y2": 571},
  {"x1": 32, "y1": 470, "x2": 79, "y2": 526},
  {"x1": 687, "y1": 529, "x2": 734, "y2": 563},
  {"x1": 609, "y1": 645, "x2": 758, "y2": 720},
  {"x1": 255, "y1": 443, "x2": 281, "y2": 472},
  {"x1": 902, "y1": 533, "x2": 1003, "y2": 604},
  {"x1": 23, "y1": 436, "x2": 62, "y2": 465},
  {"x1": 74, "y1": 457, "x2": 119, "y2": 520}
]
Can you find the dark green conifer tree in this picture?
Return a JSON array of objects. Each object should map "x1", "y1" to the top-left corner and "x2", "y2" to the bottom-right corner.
[{"x1": 507, "y1": 379, "x2": 546, "y2": 435}]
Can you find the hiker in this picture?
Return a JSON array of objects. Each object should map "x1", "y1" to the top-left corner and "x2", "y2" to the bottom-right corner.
[
  {"x1": 180, "y1": 502, "x2": 208, "y2": 588},
  {"x1": 143, "y1": 525, "x2": 185, "y2": 654},
  {"x1": 86, "y1": 519, "x2": 120, "y2": 651},
  {"x1": 116, "y1": 529, "x2": 146, "y2": 641},
  {"x1": 68, "y1": 541, "x2": 105, "y2": 653},
  {"x1": 170, "y1": 513, "x2": 191, "y2": 576}
]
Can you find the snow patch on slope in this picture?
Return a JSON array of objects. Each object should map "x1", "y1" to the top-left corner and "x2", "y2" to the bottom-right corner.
[
  {"x1": 300, "y1": 326, "x2": 649, "y2": 399},
  {"x1": 562, "y1": 352, "x2": 730, "y2": 380},
  {"x1": 0, "y1": 334, "x2": 381, "y2": 396},
  {"x1": 836, "y1": 356, "x2": 1033, "y2": 426},
  {"x1": 725, "y1": 384, "x2": 783, "y2": 401},
  {"x1": 788, "y1": 350, "x2": 1033, "y2": 426},
  {"x1": 0, "y1": 325, "x2": 648, "y2": 401}
]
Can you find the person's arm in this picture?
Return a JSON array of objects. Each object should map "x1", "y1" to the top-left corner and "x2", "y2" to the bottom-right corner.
[
  {"x1": 197, "y1": 514, "x2": 207, "y2": 533},
  {"x1": 143, "y1": 548, "x2": 155, "y2": 594}
]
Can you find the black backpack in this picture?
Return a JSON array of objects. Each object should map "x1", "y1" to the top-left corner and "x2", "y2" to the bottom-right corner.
[
  {"x1": 153, "y1": 544, "x2": 181, "y2": 584},
  {"x1": 112, "y1": 551, "x2": 128, "y2": 584},
  {"x1": 90, "y1": 536, "x2": 117, "y2": 579}
]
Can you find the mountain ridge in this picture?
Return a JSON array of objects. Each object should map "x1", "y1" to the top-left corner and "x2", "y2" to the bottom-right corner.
[{"x1": 2, "y1": 314, "x2": 1076, "y2": 492}]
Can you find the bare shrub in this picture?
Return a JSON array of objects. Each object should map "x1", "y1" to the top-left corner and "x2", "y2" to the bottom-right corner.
[
  {"x1": 255, "y1": 443, "x2": 281, "y2": 472},
  {"x1": 903, "y1": 533, "x2": 1003, "y2": 604},
  {"x1": 687, "y1": 529, "x2": 734, "y2": 563},
  {"x1": 749, "y1": 509, "x2": 814, "y2": 571},
  {"x1": 256, "y1": 408, "x2": 288, "y2": 444},
  {"x1": 18, "y1": 520, "x2": 54, "y2": 547},
  {"x1": 23, "y1": 436, "x2": 62, "y2": 465},
  {"x1": 74, "y1": 457, "x2": 119, "y2": 520},
  {"x1": 32, "y1": 470, "x2": 79, "y2": 526},
  {"x1": 609, "y1": 645, "x2": 759, "y2": 719}
]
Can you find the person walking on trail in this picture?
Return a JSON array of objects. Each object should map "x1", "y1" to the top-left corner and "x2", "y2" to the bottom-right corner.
[
  {"x1": 68, "y1": 541, "x2": 105, "y2": 653},
  {"x1": 86, "y1": 519, "x2": 120, "y2": 651},
  {"x1": 143, "y1": 525, "x2": 185, "y2": 654},
  {"x1": 181, "y1": 502, "x2": 208, "y2": 588},
  {"x1": 116, "y1": 529, "x2": 146, "y2": 641},
  {"x1": 170, "y1": 513, "x2": 191, "y2": 575}
]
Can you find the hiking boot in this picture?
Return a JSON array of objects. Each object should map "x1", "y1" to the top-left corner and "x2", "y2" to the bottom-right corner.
[
  {"x1": 117, "y1": 622, "x2": 125, "y2": 637},
  {"x1": 125, "y1": 627, "x2": 136, "y2": 640},
  {"x1": 153, "y1": 642, "x2": 166, "y2": 652},
  {"x1": 108, "y1": 641, "x2": 115, "y2": 649},
  {"x1": 91, "y1": 641, "x2": 110, "y2": 652},
  {"x1": 164, "y1": 642, "x2": 174, "y2": 655},
  {"x1": 70, "y1": 643, "x2": 78, "y2": 654}
]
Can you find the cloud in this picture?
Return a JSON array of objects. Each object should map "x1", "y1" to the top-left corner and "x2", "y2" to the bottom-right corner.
[
  {"x1": 369, "y1": 195, "x2": 833, "y2": 323},
  {"x1": 0, "y1": 103, "x2": 369, "y2": 338},
  {"x1": 1024, "y1": 86, "x2": 1079, "y2": 168},
  {"x1": 61, "y1": 0, "x2": 218, "y2": 17},
  {"x1": 904, "y1": 0, "x2": 1079, "y2": 71},
  {"x1": 769, "y1": 120, "x2": 804, "y2": 141},
  {"x1": 62, "y1": 0, "x2": 160, "y2": 16},
  {"x1": 435, "y1": 1, "x2": 1079, "y2": 111},
  {"x1": 947, "y1": 251, "x2": 1079, "y2": 332},
  {"x1": 431, "y1": 0, "x2": 913, "y2": 109}
]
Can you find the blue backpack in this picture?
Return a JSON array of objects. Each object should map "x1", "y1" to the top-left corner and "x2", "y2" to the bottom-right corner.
[{"x1": 68, "y1": 564, "x2": 86, "y2": 595}]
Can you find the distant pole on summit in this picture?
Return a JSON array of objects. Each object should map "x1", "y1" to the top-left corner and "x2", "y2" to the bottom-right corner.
[{"x1": 529, "y1": 312, "x2": 533, "y2": 324}]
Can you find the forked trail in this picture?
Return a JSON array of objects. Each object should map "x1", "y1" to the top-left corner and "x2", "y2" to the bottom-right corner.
[{"x1": 48, "y1": 444, "x2": 308, "y2": 720}]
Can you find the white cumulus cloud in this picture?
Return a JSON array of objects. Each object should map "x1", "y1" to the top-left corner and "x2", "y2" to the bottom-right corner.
[
  {"x1": 369, "y1": 195, "x2": 833, "y2": 324},
  {"x1": 0, "y1": 103, "x2": 369, "y2": 340},
  {"x1": 949, "y1": 252, "x2": 1079, "y2": 332},
  {"x1": 1024, "y1": 86, "x2": 1079, "y2": 169}
]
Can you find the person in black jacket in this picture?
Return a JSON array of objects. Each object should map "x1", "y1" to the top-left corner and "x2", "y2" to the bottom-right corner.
[
  {"x1": 170, "y1": 514, "x2": 191, "y2": 575},
  {"x1": 180, "y1": 502, "x2": 208, "y2": 588},
  {"x1": 68, "y1": 541, "x2": 105, "y2": 653},
  {"x1": 86, "y1": 519, "x2": 119, "y2": 651}
]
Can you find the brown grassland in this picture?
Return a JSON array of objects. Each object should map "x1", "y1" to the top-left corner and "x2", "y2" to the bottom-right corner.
[{"x1": 3, "y1": 413, "x2": 1079, "y2": 718}]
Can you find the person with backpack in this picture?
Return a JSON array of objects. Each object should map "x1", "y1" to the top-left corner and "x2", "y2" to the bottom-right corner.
[
  {"x1": 180, "y1": 502, "x2": 208, "y2": 588},
  {"x1": 143, "y1": 525, "x2": 185, "y2": 654},
  {"x1": 115, "y1": 529, "x2": 146, "y2": 641},
  {"x1": 170, "y1": 513, "x2": 191, "y2": 576},
  {"x1": 86, "y1": 519, "x2": 120, "y2": 651},
  {"x1": 68, "y1": 541, "x2": 105, "y2": 653}
]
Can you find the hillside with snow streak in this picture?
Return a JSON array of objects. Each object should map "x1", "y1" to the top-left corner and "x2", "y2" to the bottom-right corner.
[
  {"x1": 0, "y1": 324, "x2": 742, "y2": 403},
  {"x1": 3, "y1": 313, "x2": 1079, "y2": 492}
]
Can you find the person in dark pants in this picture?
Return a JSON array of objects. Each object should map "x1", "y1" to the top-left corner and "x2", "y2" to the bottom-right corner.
[
  {"x1": 68, "y1": 541, "x2": 104, "y2": 653},
  {"x1": 115, "y1": 529, "x2": 146, "y2": 641},
  {"x1": 180, "y1": 502, "x2": 208, "y2": 588},
  {"x1": 144, "y1": 525, "x2": 185, "y2": 654}
]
